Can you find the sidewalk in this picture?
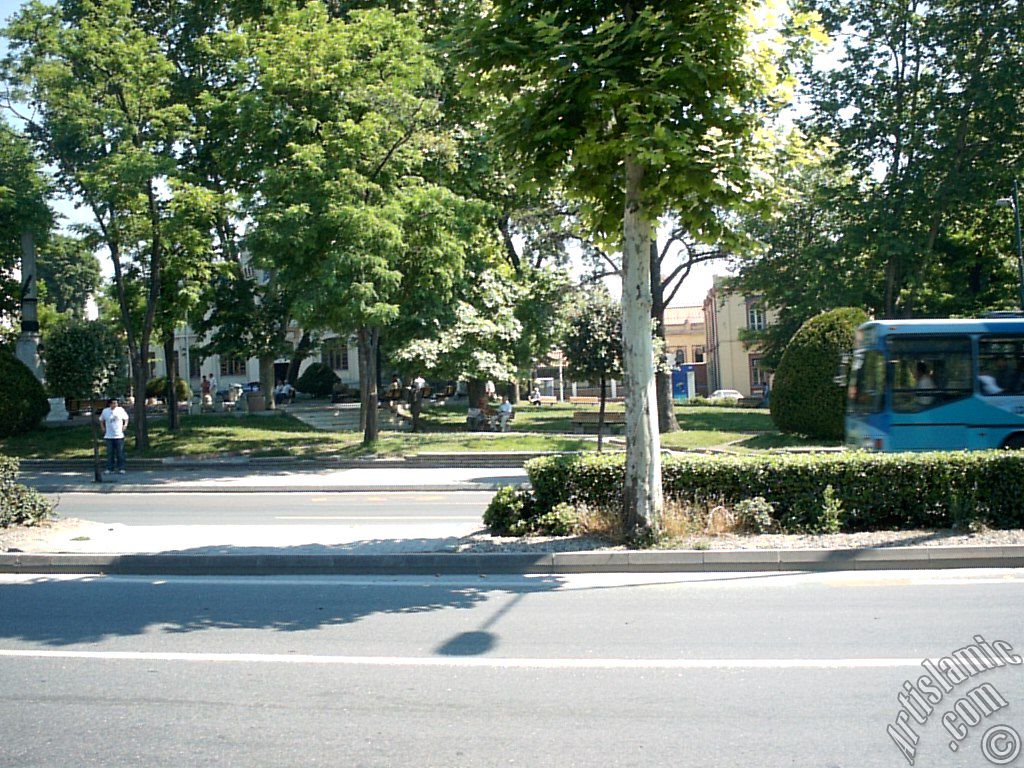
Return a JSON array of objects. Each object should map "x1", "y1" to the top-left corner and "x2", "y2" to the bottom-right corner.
[{"x1": 21, "y1": 465, "x2": 529, "y2": 494}]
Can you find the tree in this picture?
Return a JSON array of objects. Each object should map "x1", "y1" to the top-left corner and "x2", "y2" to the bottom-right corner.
[
  {"x1": 225, "y1": 3, "x2": 465, "y2": 445},
  {"x1": 562, "y1": 291, "x2": 623, "y2": 451},
  {"x1": 463, "y1": 0, "x2": 811, "y2": 530},
  {"x1": 35, "y1": 234, "x2": 100, "y2": 317},
  {"x1": 0, "y1": 121, "x2": 50, "y2": 325},
  {"x1": 4, "y1": 0, "x2": 207, "y2": 450},
  {"x1": 800, "y1": 0, "x2": 1024, "y2": 318},
  {"x1": 44, "y1": 316, "x2": 128, "y2": 480}
]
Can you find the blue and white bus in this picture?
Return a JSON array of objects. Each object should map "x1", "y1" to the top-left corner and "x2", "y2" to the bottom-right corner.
[{"x1": 846, "y1": 318, "x2": 1024, "y2": 451}]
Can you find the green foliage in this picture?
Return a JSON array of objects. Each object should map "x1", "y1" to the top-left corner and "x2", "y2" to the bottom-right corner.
[
  {"x1": 483, "y1": 485, "x2": 535, "y2": 534},
  {"x1": 525, "y1": 451, "x2": 1024, "y2": 533},
  {"x1": 0, "y1": 121, "x2": 51, "y2": 324},
  {"x1": 0, "y1": 455, "x2": 53, "y2": 527},
  {"x1": 294, "y1": 363, "x2": 340, "y2": 398},
  {"x1": 36, "y1": 235, "x2": 101, "y2": 317},
  {"x1": 734, "y1": 497, "x2": 775, "y2": 534},
  {"x1": 484, "y1": 486, "x2": 578, "y2": 536},
  {"x1": 44, "y1": 319, "x2": 126, "y2": 399},
  {"x1": 145, "y1": 377, "x2": 192, "y2": 402},
  {"x1": 562, "y1": 289, "x2": 622, "y2": 385},
  {"x1": 0, "y1": 350, "x2": 49, "y2": 438},
  {"x1": 770, "y1": 308, "x2": 868, "y2": 440}
]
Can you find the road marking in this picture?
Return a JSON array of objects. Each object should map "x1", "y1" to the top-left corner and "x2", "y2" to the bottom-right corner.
[
  {"x1": 0, "y1": 649, "x2": 927, "y2": 670},
  {"x1": 273, "y1": 515, "x2": 481, "y2": 521}
]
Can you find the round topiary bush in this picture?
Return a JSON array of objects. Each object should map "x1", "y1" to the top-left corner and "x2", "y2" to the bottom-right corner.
[
  {"x1": 0, "y1": 350, "x2": 49, "y2": 437},
  {"x1": 295, "y1": 362, "x2": 340, "y2": 398},
  {"x1": 44, "y1": 318, "x2": 127, "y2": 400},
  {"x1": 770, "y1": 307, "x2": 869, "y2": 440}
]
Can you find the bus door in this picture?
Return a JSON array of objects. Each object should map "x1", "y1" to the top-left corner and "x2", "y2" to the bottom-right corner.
[{"x1": 972, "y1": 337, "x2": 1024, "y2": 447}]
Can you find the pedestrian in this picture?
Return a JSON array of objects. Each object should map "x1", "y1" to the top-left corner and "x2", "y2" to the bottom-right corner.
[
  {"x1": 201, "y1": 375, "x2": 210, "y2": 397},
  {"x1": 100, "y1": 398, "x2": 130, "y2": 475},
  {"x1": 498, "y1": 395, "x2": 514, "y2": 431}
]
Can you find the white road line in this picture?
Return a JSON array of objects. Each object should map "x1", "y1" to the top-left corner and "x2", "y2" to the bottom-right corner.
[{"x1": 0, "y1": 649, "x2": 926, "y2": 670}]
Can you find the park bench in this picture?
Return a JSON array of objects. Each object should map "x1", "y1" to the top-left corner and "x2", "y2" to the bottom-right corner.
[{"x1": 571, "y1": 410, "x2": 626, "y2": 434}]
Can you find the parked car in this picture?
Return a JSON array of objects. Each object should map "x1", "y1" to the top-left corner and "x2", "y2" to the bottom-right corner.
[{"x1": 710, "y1": 389, "x2": 744, "y2": 401}]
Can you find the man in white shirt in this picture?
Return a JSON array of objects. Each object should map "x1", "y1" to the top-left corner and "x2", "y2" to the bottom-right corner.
[
  {"x1": 498, "y1": 396, "x2": 514, "y2": 432},
  {"x1": 100, "y1": 398, "x2": 130, "y2": 474}
]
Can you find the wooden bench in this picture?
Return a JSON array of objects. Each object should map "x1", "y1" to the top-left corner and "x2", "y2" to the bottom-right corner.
[{"x1": 571, "y1": 410, "x2": 626, "y2": 434}]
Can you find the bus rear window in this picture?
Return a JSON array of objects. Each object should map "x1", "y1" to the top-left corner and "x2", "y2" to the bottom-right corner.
[
  {"x1": 889, "y1": 337, "x2": 973, "y2": 413},
  {"x1": 848, "y1": 350, "x2": 885, "y2": 414}
]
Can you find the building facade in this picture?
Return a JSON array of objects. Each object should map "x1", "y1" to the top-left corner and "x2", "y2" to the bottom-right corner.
[{"x1": 702, "y1": 275, "x2": 776, "y2": 398}]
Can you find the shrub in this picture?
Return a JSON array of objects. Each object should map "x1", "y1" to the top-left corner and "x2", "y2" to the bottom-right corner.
[
  {"x1": 44, "y1": 319, "x2": 127, "y2": 399},
  {"x1": 0, "y1": 455, "x2": 54, "y2": 527},
  {"x1": 525, "y1": 451, "x2": 1024, "y2": 533},
  {"x1": 145, "y1": 376, "x2": 192, "y2": 402},
  {"x1": 0, "y1": 350, "x2": 49, "y2": 438},
  {"x1": 770, "y1": 307, "x2": 869, "y2": 440},
  {"x1": 734, "y1": 497, "x2": 775, "y2": 533},
  {"x1": 295, "y1": 362, "x2": 341, "y2": 397},
  {"x1": 517, "y1": 503, "x2": 580, "y2": 536},
  {"x1": 484, "y1": 486, "x2": 536, "y2": 534}
]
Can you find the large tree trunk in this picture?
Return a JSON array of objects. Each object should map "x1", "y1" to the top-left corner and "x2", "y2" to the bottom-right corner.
[
  {"x1": 650, "y1": 238, "x2": 679, "y2": 433},
  {"x1": 597, "y1": 374, "x2": 606, "y2": 452},
  {"x1": 467, "y1": 379, "x2": 486, "y2": 410},
  {"x1": 131, "y1": 352, "x2": 149, "y2": 451},
  {"x1": 358, "y1": 327, "x2": 379, "y2": 445},
  {"x1": 286, "y1": 331, "x2": 311, "y2": 385},
  {"x1": 164, "y1": 336, "x2": 179, "y2": 431},
  {"x1": 259, "y1": 355, "x2": 276, "y2": 411},
  {"x1": 621, "y1": 157, "x2": 663, "y2": 533}
]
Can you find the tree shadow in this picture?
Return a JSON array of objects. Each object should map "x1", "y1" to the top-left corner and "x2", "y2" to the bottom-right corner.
[{"x1": 0, "y1": 547, "x2": 565, "y2": 647}]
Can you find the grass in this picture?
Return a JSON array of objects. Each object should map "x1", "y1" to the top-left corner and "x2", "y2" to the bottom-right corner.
[
  {"x1": 730, "y1": 433, "x2": 843, "y2": 451},
  {"x1": 0, "y1": 413, "x2": 598, "y2": 460},
  {"x1": 1, "y1": 400, "x2": 806, "y2": 460}
]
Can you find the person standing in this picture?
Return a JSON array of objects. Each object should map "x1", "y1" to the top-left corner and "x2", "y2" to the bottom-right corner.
[{"x1": 100, "y1": 398, "x2": 130, "y2": 474}]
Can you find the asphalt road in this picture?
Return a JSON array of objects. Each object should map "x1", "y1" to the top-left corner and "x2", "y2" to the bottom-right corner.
[
  {"x1": 48, "y1": 491, "x2": 492, "y2": 526},
  {"x1": 3, "y1": 569, "x2": 1024, "y2": 767}
]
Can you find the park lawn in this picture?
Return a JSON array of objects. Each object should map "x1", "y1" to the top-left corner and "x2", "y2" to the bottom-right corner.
[
  {"x1": 0, "y1": 413, "x2": 598, "y2": 460},
  {"x1": 659, "y1": 430, "x2": 751, "y2": 450}
]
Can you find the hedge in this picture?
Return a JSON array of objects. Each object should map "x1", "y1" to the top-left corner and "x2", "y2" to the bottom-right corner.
[
  {"x1": 525, "y1": 451, "x2": 1024, "y2": 532},
  {"x1": 0, "y1": 455, "x2": 53, "y2": 527},
  {"x1": 0, "y1": 350, "x2": 49, "y2": 438}
]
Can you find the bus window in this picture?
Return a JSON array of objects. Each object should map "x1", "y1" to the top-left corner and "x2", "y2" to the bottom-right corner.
[
  {"x1": 978, "y1": 338, "x2": 1024, "y2": 396},
  {"x1": 889, "y1": 337, "x2": 972, "y2": 413},
  {"x1": 847, "y1": 349, "x2": 885, "y2": 414}
]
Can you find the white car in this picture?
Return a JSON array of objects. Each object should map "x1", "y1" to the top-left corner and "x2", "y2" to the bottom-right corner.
[{"x1": 710, "y1": 389, "x2": 744, "y2": 401}]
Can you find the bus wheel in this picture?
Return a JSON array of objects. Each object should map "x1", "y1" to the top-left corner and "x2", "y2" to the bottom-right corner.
[{"x1": 1002, "y1": 433, "x2": 1024, "y2": 450}]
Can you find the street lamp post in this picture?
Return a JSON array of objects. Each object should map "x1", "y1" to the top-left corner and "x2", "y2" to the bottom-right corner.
[{"x1": 997, "y1": 180, "x2": 1024, "y2": 310}]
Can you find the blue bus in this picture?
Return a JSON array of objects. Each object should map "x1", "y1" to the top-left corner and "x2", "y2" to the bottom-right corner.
[{"x1": 845, "y1": 318, "x2": 1024, "y2": 451}]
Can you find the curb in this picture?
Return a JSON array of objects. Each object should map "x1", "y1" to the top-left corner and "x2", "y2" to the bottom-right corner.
[
  {"x1": 1, "y1": 545, "x2": 1022, "y2": 575},
  {"x1": 30, "y1": 483, "x2": 521, "y2": 494}
]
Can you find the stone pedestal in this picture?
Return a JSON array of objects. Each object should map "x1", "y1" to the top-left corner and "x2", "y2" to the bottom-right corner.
[
  {"x1": 15, "y1": 332, "x2": 42, "y2": 379},
  {"x1": 46, "y1": 397, "x2": 69, "y2": 422}
]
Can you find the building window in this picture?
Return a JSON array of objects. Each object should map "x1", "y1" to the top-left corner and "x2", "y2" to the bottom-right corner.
[
  {"x1": 189, "y1": 350, "x2": 203, "y2": 379},
  {"x1": 693, "y1": 346, "x2": 705, "y2": 364},
  {"x1": 674, "y1": 348, "x2": 686, "y2": 367},
  {"x1": 220, "y1": 355, "x2": 247, "y2": 377},
  {"x1": 750, "y1": 356, "x2": 768, "y2": 392},
  {"x1": 747, "y1": 305, "x2": 767, "y2": 331},
  {"x1": 147, "y1": 352, "x2": 158, "y2": 379},
  {"x1": 323, "y1": 338, "x2": 349, "y2": 371}
]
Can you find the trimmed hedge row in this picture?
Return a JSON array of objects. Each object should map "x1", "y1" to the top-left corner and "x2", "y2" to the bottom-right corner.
[
  {"x1": 525, "y1": 451, "x2": 1024, "y2": 532},
  {"x1": 1, "y1": 455, "x2": 53, "y2": 528}
]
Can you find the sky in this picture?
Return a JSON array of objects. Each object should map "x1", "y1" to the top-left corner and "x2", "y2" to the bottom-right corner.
[{"x1": 0, "y1": 0, "x2": 781, "y2": 310}]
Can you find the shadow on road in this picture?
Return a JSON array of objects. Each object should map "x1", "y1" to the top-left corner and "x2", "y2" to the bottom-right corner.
[{"x1": 0, "y1": 562, "x2": 563, "y2": 648}]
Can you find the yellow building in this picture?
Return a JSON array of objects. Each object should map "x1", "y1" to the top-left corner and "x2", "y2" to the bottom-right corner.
[
  {"x1": 702, "y1": 275, "x2": 776, "y2": 398},
  {"x1": 663, "y1": 306, "x2": 706, "y2": 367}
]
